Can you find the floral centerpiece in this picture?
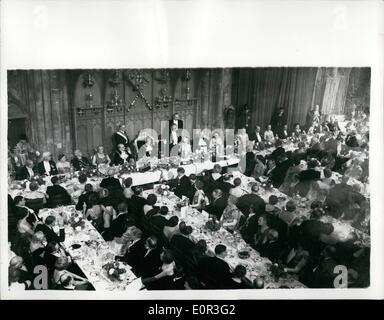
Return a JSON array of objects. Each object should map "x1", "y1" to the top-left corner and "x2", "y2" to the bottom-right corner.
[
  {"x1": 205, "y1": 217, "x2": 221, "y2": 232},
  {"x1": 102, "y1": 261, "x2": 127, "y2": 281},
  {"x1": 156, "y1": 184, "x2": 171, "y2": 196},
  {"x1": 68, "y1": 211, "x2": 85, "y2": 230}
]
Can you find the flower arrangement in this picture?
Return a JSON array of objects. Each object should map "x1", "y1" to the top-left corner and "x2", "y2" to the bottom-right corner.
[
  {"x1": 270, "y1": 263, "x2": 286, "y2": 280},
  {"x1": 102, "y1": 261, "x2": 127, "y2": 281},
  {"x1": 205, "y1": 217, "x2": 221, "y2": 232},
  {"x1": 156, "y1": 184, "x2": 171, "y2": 196},
  {"x1": 68, "y1": 211, "x2": 85, "y2": 231}
]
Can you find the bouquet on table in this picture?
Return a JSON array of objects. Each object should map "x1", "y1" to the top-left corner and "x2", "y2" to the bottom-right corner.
[
  {"x1": 156, "y1": 184, "x2": 171, "y2": 196},
  {"x1": 102, "y1": 261, "x2": 127, "y2": 281},
  {"x1": 68, "y1": 211, "x2": 85, "y2": 231},
  {"x1": 205, "y1": 216, "x2": 221, "y2": 232}
]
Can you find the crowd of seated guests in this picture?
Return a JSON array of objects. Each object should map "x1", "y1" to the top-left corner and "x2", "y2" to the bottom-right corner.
[{"x1": 8, "y1": 109, "x2": 370, "y2": 290}]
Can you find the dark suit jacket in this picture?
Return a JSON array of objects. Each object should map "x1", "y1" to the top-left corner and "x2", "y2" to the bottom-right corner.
[
  {"x1": 75, "y1": 191, "x2": 98, "y2": 211},
  {"x1": 198, "y1": 256, "x2": 233, "y2": 289},
  {"x1": 270, "y1": 159, "x2": 292, "y2": 188},
  {"x1": 249, "y1": 132, "x2": 263, "y2": 143},
  {"x1": 237, "y1": 194, "x2": 266, "y2": 216},
  {"x1": 113, "y1": 131, "x2": 130, "y2": 149},
  {"x1": 148, "y1": 215, "x2": 168, "y2": 239},
  {"x1": 170, "y1": 234, "x2": 195, "y2": 258},
  {"x1": 277, "y1": 129, "x2": 289, "y2": 140},
  {"x1": 46, "y1": 185, "x2": 72, "y2": 207},
  {"x1": 100, "y1": 177, "x2": 122, "y2": 191},
  {"x1": 298, "y1": 169, "x2": 321, "y2": 182},
  {"x1": 70, "y1": 157, "x2": 92, "y2": 172},
  {"x1": 36, "y1": 161, "x2": 58, "y2": 176},
  {"x1": 174, "y1": 175, "x2": 192, "y2": 199},
  {"x1": 205, "y1": 195, "x2": 228, "y2": 220},
  {"x1": 104, "y1": 213, "x2": 130, "y2": 240},
  {"x1": 168, "y1": 119, "x2": 183, "y2": 130},
  {"x1": 35, "y1": 224, "x2": 65, "y2": 244},
  {"x1": 122, "y1": 238, "x2": 146, "y2": 275},
  {"x1": 17, "y1": 166, "x2": 36, "y2": 180},
  {"x1": 140, "y1": 248, "x2": 162, "y2": 278}
]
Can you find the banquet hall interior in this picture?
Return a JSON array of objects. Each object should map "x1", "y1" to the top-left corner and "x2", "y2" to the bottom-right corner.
[{"x1": 7, "y1": 67, "x2": 370, "y2": 291}]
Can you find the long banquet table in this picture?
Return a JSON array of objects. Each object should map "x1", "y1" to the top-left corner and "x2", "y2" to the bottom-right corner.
[
  {"x1": 38, "y1": 206, "x2": 143, "y2": 291},
  {"x1": 143, "y1": 188, "x2": 306, "y2": 289}
]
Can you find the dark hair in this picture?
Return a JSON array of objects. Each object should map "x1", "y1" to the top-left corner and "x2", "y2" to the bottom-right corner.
[
  {"x1": 14, "y1": 196, "x2": 24, "y2": 205},
  {"x1": 310, "y1": 200, "x2": 323, "y2": 210},
  {"x1": 160, "y1": 206, "x2": 169, "y2": 216},
  {"x1": 195, "y1": 180, "x2": 204, "y2": 190},
  {"x1": 214, "y1": 244, "x2": 227, "y2": 255},
  {"x1": 51, "y1": 176, "x2": 59, "y2": 184},
  {"x1": 78, "y1": 174, "x2": 87, "y2": 184},
  {"x1": 84, "y1": 183, "x2": 93, "y2": 193},
  {"x1": 29, "y1": 182, "x2": 39, "y2": 192},
  {"x1": 298, "y1": 142, "x2": 305, "y2": 149},
  {"x1": 58, "y1": 154, "x2": 66, "y2": 161},
  {"x1": 189, "y1": 174, "x2": 196, "y2": 180},
  {"x1": 180, "y1": 224, "x2": 193, "y2": 236},
  {"x1": 133, "y1": 186, "x2": 143, "y2": 195},
  {"x1": 88, "y1": 193, "x2": 99, "y2": 207},
  {"x1": 233, "y1": 178, "x2": 242, "y2": 187},
  {"x1": 234, "y1": 265, "x2": 247, "y2": 278},
  {"x1": 286, "y1": 200, "x2": 296, "y2": 212},
  {"x1": 146, "y1": 236, "x2": 158, "y2": 249},
  {"x1": 162, "y1": 250, "x2": 175, "y2": 264},
  {"x1": 307, "y1": 159, "x2": 319, "y2": 169},
  {"x1": 269, "y1": 195, "x2": 278, "y2": 205},
  {"x1": 45, "y1": 241, "x2": 58, "y2": 254},
  {"x1": 177, "y1": 167, "x2": 185, "y2": 174},
  {"x1": 123, "y1": 177, "x2": 133, "y2": 188},
  {"x1": 117, "y1": 202, "x2": 128, "y2": 213},
  {"x1": 146, "y1": 194, "x2": 157, "y2": 206},
  {"x1": 166, "y1": 216, "x2": 179, "y2": 227},
  {"x1": 45, "y1": 215, "x2": 56, "y2": 226}
]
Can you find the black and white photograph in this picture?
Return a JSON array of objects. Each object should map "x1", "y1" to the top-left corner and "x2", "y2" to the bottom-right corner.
[{"x1": 0, "y1": 0, "x2": 383, "y2": 302}]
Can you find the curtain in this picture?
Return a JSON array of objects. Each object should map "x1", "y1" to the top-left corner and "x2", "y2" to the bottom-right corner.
[{"x1": 234, "y1": 67, "x2": 318, "y2": 132}]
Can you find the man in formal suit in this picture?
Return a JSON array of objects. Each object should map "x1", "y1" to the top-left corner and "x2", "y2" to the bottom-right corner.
[
  {"x1": 100, "y1": 168, "x2": 123, "y2": 191},
  {"x1": 168, "y1": 112, "x2": 183, "y2": 131},
  {"x1": 249, "y1": 125, "x2": 263, "y2": 144},
  {"x1": 169, "y1": 124, "x2": 181, "y2": 155},
  {"x1": 35, "y1": 215, "x2": 65, "y2": 244},
  {"x1": 70, "y1": 149, "x2": 92, "y2": 172},
  {"x1": 75, "y1": 183, "x2": 97, "y2": 211},
  {"x1": 36, "y1": 152, "x2": 58, "y2": 176},
  {"x1": 17, "y1": 160, "x2": 36, "y2": 180},
  {"x1": 120, "y1": 226, "x2": 147, "y2": 276},
  {"x1": 169, "y1": 223, "x2": 196, "y2": 272},
  {"x1": 172, "y1": 167, "x2": 192, "y2": 199},
  {"x1": 140, "y1": 236, "x2": 162, "y2": 278},
  {"x1": 269, "y1": 152, "x2": 293, "y2": 188},
  {"x1": 197, "y1": 244, "x2": 233, "y2": 289},
  {"x1": 237, "y1": 184, "x2": 266, "y2": 217},
  {"x1": 130, "y1": 187, "x2": 146, "y2": 210},
  {"x1": 46, "y1": 176, "x2": 72, "y2": 208},
  {"x1": 205, "y1": 189, "x2": 228, "y2": 220},
  {"x1": 204, "y1": 164, "x2": 224, "y2": 195},
  {"x1": 147, "y1": 206, "x2": 169, "y2": 242},
  {"x1": 112, "y1": 124, "x2": 130, "y2": 150},
  {"x1": 104, "y1": 202, "x2": 136, "y2": 240},
  {"x1": 277, "y1": 124, "x2": 289, "y2": 140},
  {"x1": 270, "y1": 107, "x2": 286, "y2": 134},
  {"x1": 218, "y1": 175, "x2": 234, "y2": 195}
]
